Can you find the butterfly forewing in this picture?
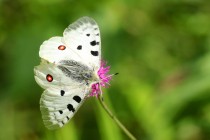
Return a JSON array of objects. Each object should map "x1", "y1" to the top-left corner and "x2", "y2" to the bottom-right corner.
[
  {"x1": 39, "y1": 17, "x2": 101, "y2": 70},
  {"x1": 39, "y1": 37, "x2": 81, "y2": 64},
  {"x1": 63, "y1": 17, "x2": 101, "y2": 70}
]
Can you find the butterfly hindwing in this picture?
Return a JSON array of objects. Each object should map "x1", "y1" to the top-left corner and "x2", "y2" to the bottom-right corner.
[
  {"x1": 34, "y1": 59, "x2": 83, "y2": 89},
  {"x1": 40, "y1": 87, "x2": 87, "y2": 129},
  {"x1": 34, "y1": 57, "x2": 91, "y2": 129}
]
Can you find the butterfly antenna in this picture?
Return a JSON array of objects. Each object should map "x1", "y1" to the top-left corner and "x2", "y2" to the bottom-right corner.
[
  {"x1": 99, "y1": 73, "x2": 119, "y2": 82},
  {"x1": 114, "y1": 72, "x2": 119, "y2": 75}
]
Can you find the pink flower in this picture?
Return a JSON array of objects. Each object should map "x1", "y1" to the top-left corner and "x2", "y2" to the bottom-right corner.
[{"x1": 90, "y1": 61, "x2": 112, "y2": 97}]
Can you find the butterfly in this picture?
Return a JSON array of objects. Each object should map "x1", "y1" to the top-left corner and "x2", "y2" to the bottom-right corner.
[{"x1": 34, "y1": 17, "x2": 111, "y2": 129}]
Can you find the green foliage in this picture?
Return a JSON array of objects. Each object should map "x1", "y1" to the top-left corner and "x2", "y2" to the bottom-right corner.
[{"x1": 1, "y1": 0, "x2": 210, "y2": 139}]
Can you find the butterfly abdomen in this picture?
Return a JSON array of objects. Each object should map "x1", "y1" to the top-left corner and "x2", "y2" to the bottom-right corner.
[{"x1": 58, "y1": 60, "x2": 96, "y2": 84}]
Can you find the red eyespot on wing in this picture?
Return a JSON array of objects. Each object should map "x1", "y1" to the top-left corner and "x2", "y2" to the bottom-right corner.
[
  {"x1": 46, "y1": 74, "x2": 53, "y2": 82},
  {"x1": 58, "y1": 45, "x2": 66, "y2": 50}
]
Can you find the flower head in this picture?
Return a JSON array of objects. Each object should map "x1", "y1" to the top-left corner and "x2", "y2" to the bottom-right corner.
[{"x1": 90, "y1": 61, "x2": 112, "y2": 97}]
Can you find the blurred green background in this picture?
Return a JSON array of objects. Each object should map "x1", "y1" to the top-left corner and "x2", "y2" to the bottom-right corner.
[{"x1": 1, "y1": 0, "x2": 210, "y2": 140}]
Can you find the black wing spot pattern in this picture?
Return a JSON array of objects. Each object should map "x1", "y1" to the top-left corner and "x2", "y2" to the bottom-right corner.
[
  {"x1": 59, "y1": 110, "x2": 63, "y2": 114},
  {"x1": 67, "y1": 116, "x2": 70, "y2": 120},
  {"x1": 90, "y1": 40, "x2": 99, "y2": 46},
  {"x1": 91, "y1": 51, "x2": 99, "y2": 56},
  {"x1": 86, "y1": 34, "x2": 90, "y2": 36},
  {"x1": 77, "y1": 45, "x2": 82, "y2": 50},
  {"x1": 96, "y1": 33, "x2": 99, "y2": 36},
  {"x1": 67, "y1": 104, "x2": 75, "y2": 112},
  {"x1": 60, "y1": 90, "x2": 65, "y2": 96},
  {"x1": 73, "y1": 96, "x2": 82, "y2": 103}
]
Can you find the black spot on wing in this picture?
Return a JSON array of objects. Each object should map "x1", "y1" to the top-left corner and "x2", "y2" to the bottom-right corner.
[
  {"x1": 86, "y1": 34, "x2": 90, "y2": 36},
  {"x1": 67, "y1": 104, "x2": 75, "y2": 112},
  {"x1": 67, "y1": 116, "x2": 70, "y2": 120},
  {"x1": 73, "y1": 96, "x2": 82, "y2": 103},
  {"x1": 59, "y1": 110, "x2": 63, "y2": 114},
  {"x1": 77, "y1": 45, "x2": 82, "y2": 50},
  {"x1": 61, "y1": 90, "x2": 65, "y2": 96},
  {"x1": 91, "y1": 51, "x2": 99, "y2": 56},
  {"x1": 90, "y1": 40, "x2": 96, "y2": 46},
  {"x1": 90, "y1": 40, "x2": 99, "y2": 46}
]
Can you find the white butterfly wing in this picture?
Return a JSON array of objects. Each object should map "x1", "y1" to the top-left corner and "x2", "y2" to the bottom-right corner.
[
  {"x1": 34, "y1": 60, "x2": 82, "y2": 89},
  {"x1": 63, "y1": 17, "x2": 101, "y2": 69},
  {"x1": 39, "y1": 17, "x2": 101, "y2": 70},
  {"x1": 39, "y1": 37, "x2": 82, "y2": 64},
  {"x1": 40, "y1": 87, "x2": 88, "y2": 129},
  {"x1": 34, "y1": 61, "x2": 90, "y2": 129}
]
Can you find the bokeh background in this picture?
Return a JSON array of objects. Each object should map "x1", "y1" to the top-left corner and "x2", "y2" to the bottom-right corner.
[{"x1": 1, "y1": 0, "x2": 210, "y2": 140}]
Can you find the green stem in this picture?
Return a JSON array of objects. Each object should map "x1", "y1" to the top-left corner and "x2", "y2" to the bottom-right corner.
[{"x1": 98, "y1": 94, "x2": 137, "y2": 140}]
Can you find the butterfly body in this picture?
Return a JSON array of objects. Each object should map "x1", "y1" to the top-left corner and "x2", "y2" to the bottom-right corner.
[
  {"x1": 34, "y1": 17, "x2": 102, "y2": 129},
  {"x1": 57, "y1": 59, "x2": 99, "y2": 85}
]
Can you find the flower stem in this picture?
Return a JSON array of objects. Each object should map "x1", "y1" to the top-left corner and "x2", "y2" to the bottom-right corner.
[{"x1": 98, "y1": 94, "x2": 137, "y2": 140}]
